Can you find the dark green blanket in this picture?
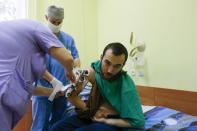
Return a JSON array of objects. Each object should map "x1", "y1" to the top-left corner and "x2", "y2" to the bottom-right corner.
[{"x1": 91, "y1": 60, "x2": 145, "y2": 128}]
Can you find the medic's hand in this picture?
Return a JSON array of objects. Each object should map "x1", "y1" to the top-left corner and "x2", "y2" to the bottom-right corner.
[
  {"x1": 50, "y1": 77, "x2": 63, "y2": 88},
  {"x1": 48, "y1": 78, "x2": 64, "y2": 101},
  {"x1": 55, "y1": 90, "x2": 65, "y2": 98},
  {"x1": 66, "y1": 71, "x2": 76, "y2": 83}
]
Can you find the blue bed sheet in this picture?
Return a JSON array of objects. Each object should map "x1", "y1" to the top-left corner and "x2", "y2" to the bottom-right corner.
[{"x1": 144, "y1": 106, "x2": 197, "y2": 131}]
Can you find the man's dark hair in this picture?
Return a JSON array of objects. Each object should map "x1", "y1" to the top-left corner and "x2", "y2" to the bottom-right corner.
[{"x1": 102, "y1": 42, "x2": 128, "y2": 65}]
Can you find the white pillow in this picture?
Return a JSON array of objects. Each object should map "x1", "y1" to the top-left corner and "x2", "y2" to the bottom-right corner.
[{"x1": 141, "y1": 105, "x2": 156, "y2": 113}]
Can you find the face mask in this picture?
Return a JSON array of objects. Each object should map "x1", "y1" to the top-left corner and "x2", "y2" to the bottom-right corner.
[{"x1": 48, "y1": 21, "x2": 62, "y2": 33}]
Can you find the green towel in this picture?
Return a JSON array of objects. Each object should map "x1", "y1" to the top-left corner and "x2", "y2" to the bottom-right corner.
[{"x1": 91, "y1": 60, "x2": 145, "y2": 128}]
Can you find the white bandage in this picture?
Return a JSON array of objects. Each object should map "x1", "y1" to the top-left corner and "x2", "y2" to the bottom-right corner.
[
  {"x1": 62, "y1": 69, "x2": 90, "y2": 98},
  {"x1": 60, "y1": 84, "x2": 74, "y2": 97}
]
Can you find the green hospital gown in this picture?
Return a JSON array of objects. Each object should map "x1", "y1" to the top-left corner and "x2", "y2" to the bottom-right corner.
[{"x1": 91, "y1": 60, "x2": 145, "y2": 128}]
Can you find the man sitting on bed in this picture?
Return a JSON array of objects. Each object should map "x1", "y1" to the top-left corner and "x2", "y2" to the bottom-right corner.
[{"x1": 50, "y1": 42, "x2": 145, "y2": 131}]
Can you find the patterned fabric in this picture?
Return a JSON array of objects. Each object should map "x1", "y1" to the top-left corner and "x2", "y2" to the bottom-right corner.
[{"x1": 145, "y1": 106, "x2": 197, "y2": 131}]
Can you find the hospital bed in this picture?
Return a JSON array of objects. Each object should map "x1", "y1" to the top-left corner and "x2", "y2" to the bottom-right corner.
[
  {"x1": 137, "y1": 86, "x2": 197, "y2": 130},
  {"x1": 13, "y1": 85, "x2": 197, "y2": 131},
  {"x1": 142, "y1": 105, "x2": 197, "y2": 130}
]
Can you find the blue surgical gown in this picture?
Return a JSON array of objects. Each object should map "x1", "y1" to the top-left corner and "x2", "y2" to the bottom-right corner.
[{"x1": 31, "y1": 32, "x2": 79, "y2": 131}]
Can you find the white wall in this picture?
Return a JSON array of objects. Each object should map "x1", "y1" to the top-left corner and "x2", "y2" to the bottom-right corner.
[{"x1": 97, "y1": 0, "x2": 197, "y2": 91}]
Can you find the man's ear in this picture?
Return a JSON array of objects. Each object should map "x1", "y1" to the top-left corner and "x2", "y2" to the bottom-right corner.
[{"x1": 100, "y1": 54, "x2": 103, "y2": 60}]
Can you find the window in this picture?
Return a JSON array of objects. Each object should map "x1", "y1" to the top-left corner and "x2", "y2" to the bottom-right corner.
[{"x1": 0, "y1": 0, "x2": 27, "y2": 21}]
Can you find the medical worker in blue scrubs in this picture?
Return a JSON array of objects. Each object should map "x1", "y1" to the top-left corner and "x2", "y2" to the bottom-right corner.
[{"x1": 31, "y1": 5, "x2": 80, "y2": 131}]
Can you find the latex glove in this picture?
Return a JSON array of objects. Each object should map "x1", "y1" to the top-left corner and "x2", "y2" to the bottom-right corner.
[
  {"x1": 50, "y1": 77, "x2": 63, "y2": 88},
  {"x1": 48, "y1": 78, "x2": 64, "y2": 101}
]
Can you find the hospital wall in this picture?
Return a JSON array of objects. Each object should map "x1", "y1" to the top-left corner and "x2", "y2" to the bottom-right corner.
[
  {"x1": 97, "y1": 0, "x2": 197, "y2": 92},
  {"x1": 29, "y1": 0, "x2": 197, "y2": 92}
]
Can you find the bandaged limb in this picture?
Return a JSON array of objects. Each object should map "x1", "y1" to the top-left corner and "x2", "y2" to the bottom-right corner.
[
  {"x1": 60, "y1": 84, "x2": 74, "y2": 97},
  {"x1": 48, "y1": 68, "x2": 90, "y2": 101},
  {"x1": 61, "y1": 68, "x2": 90, "y2": 98}
]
